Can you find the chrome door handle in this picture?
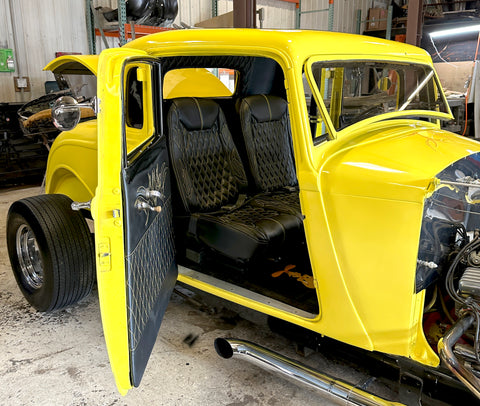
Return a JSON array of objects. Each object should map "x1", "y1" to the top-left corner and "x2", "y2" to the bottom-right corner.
[
  {"x1": 136, "y1": 186, "x2": 165, "y2": 201},
  {"x1": 135, "y1": 200, "x2": 162, "y2": 213}
]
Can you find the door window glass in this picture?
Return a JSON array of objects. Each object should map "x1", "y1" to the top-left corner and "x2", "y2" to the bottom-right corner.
[{"x1": 126, "y1": 67, "x2": 144, "y2": 129}]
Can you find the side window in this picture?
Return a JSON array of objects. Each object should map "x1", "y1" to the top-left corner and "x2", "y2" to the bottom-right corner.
[
  {"x1": 123, "y1": 64, "x2": 155, "y2": 157},
  {"x1": 163, "y1": 68, "x2": 235, "y2": 99},
  {"x1": 125, "y1": 67, "x2": 143, "y2": 129}
]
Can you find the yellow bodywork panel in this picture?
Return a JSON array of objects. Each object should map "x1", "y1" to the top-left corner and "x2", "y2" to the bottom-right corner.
[
  {"x1": 303, "y1": 121, "x2": 480, "y2": 366},
  {"x1": 44, "y1": 55, "x2": 98, "y2": 75},
  {"x1": 42, "y1": 30, "x2": 480, "y2": 386},
  {"x1": 45, "y1": 120, "x2": 97, "y2": 199},
  {"x1": 91, "y1": 48, "x2": 149, "y2": 395},
  {"x1": 164, "y1": 68, "x2": 232, "y2": 99}
]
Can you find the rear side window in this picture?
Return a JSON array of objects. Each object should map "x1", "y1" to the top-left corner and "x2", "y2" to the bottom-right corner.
[
  {"x1": 163, "y1": 68, "x2": 236, "y2": 99},
  {"x1": 125, "y1": 67, "x2": 143, "y2": 129}
]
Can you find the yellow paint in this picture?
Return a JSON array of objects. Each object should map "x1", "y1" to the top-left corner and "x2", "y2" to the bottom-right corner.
[
  {"x1": 164, "y1": 68, "x2": 232, "y2": 99},
  {"x1": 42, "y1": 30, "x2": 480, "y2": 393},
  {"x1": 45, "y1": 120, "x2": 98, "y2": 200},
  {"x1": 43, "y1": 54, "x2": 98, "y2": 75},
  {"x1": 92, "y1": 48, "x2": 149, "y2": 395}
]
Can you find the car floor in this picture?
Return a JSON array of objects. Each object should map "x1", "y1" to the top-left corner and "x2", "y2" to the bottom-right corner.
[{"x1": 0, "y1": 186, "x2": 396, "y2": 406}]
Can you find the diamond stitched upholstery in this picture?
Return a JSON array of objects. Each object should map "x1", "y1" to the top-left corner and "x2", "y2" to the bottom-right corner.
[
  {"x1": 126, "y1": 196, "x2": 175, "y2": 350},
  {"x1": 168, "y1": 97, "x2": 303, "y2": 263},
  {"x1": 240, "y1": 95, "x2": 298, "y2": 192},
  {"x1": 168, "y1": 98, "x2": 248, "y2": 213},
  {"x1": 240, "y1": 95, "x2": 301, "y2": 215}
]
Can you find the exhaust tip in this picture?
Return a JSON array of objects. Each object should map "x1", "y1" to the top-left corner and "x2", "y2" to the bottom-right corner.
[{"x1": 214, "y1": 338, "x2": 234, "y2": 359}]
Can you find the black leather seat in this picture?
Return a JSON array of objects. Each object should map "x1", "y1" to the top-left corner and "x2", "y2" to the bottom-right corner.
[
  {"x1": 239, "y1": 94, "x2": 301, "y2": 215},
  {"x1": 168, "y1": 97, "x2": 302, "y2": 265}
]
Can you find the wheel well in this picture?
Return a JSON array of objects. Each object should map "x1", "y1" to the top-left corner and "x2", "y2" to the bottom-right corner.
[{"x1": 46, "y1": 168, "x2": 94, "y2": 203}]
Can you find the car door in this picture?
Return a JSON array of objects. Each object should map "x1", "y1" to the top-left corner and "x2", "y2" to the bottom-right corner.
[{"x1": 92, "y1": 48, "x2": 177, "y2": 395}]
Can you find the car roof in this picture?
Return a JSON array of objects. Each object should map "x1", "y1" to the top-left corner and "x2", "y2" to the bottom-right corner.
[{"x1": 124, "y1": 29, "x2": 431, "y2": 65}]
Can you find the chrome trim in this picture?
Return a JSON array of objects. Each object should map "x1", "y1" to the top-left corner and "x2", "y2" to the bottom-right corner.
[
  {"x1": 214, "y1": 338, "x2": 404, "y2": 406},
  {"x1": 438, "y1": 312, "x2": 480, "y2": 399},
  {"x1": 179, "y1": 266, "x2": 317, "y2": 319},
  {"x1": 16, "y1": 224, "x2": 43, "y2": 290}
]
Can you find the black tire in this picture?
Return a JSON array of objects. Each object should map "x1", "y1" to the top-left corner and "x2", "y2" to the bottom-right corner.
[
  {"x1": 162, "y1": 0, "x2": 178, "y2": 21},
  {"x1": 6, "y1": 194, "x2": 95, "y2": 312}
]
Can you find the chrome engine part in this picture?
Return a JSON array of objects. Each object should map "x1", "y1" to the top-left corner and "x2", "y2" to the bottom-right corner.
[
  {"x1": 438, "y1": 312, "x2": 480, "y2": 399},
  {"x1": 459, "y1": 267, "x2": 480, "y2": 300}
]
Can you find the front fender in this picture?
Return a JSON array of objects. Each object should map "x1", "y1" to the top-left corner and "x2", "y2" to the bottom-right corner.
[
  {"x1": 45, "y1": 120, "x2": 98, "y2": 203},
  {"x1": 303, "y1": 120, "x2": 480, "y2": 366}
]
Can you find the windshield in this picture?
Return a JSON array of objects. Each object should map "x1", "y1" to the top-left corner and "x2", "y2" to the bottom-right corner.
[{"x1": 306, "y1": 60, "x2": 449, "y2": 134}]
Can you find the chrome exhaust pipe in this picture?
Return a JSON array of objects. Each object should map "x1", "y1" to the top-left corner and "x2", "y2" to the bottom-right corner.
[
  {"x1": 438, "y1": 312, "x2": 480, "y2": 399},
  {"x1": 214, "y1": 338, "x2": 404, "y2": 406}
]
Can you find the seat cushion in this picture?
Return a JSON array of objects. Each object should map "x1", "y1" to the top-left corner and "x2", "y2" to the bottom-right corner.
[
  {"x1": 250, "y1": 189, "x2": 301, "y2": 217},
  {"x1": 193, "y1": 203, "x2": 303, "y2": 262}
]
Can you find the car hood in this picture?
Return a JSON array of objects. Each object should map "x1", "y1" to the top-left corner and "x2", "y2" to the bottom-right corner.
[{"x1": 321, "y1": 120, "x2": 480, "y2": 203}]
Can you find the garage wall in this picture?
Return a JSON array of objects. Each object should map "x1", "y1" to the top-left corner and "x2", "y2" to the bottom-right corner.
[
  {"x1": 0, "y1": 0, "x2": 88, "y2": 103},
  {"x1": 0, "y1": 0, "x2": 389, "y2": 103},
  {"x1": 212, "y1": 0, "x2": 296, "y2": 29},
  {"x1": 0, "y1": 1, "x2": 16, "y2": 102},
  {"x1": 90, "y1": 0, "x2": 382, "y2": 33},
  {"x1": 299, "y1": 0, "x2": 388, "y2": 33}
]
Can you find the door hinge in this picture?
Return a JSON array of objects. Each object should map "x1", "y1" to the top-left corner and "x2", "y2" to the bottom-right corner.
[{"x1": 97, "y1": 237, "x2": 111, "y2": 272}]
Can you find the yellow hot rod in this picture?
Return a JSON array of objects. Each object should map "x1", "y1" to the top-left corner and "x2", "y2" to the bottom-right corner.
[{"x1": 6, "y1": 29, "x2": 480, "y2": 405}]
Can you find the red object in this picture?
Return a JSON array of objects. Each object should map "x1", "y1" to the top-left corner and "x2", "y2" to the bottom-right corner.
[
  {"x1": 395, "y1": 34, "x2": 406, "y2": 43},
  {"x1": 95, "y1": 24, "x2": 174, "y2": 39},
  {"x1": 55, "y1": 52, "x2": 81, "y2": 57}
]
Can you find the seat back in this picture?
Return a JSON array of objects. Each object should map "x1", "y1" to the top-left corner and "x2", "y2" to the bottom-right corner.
[
  {"x1": 168, "y1": 97, "x2": 248, "y2": 213},
  {"x1": 239, "y1": 95, "x2": 297, "y2": 193}
]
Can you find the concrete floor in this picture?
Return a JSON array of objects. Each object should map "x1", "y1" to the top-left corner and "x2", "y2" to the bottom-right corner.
[{"x1": 0, "y1": 186, "x2": 387, "y2": 406}]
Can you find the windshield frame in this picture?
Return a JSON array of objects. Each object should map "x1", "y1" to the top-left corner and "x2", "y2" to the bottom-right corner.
[{"x1": 304, "y1": 57, "x2": 453, "y2": 141}]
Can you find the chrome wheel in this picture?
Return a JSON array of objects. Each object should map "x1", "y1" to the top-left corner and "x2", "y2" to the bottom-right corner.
[{"x1": 16, "y1": 224, "x2": 43, "y2": 290}]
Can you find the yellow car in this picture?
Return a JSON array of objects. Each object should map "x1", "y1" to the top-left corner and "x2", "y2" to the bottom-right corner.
[{"x1": 6, "y1": 29, "x2": 480, "y2": 404}]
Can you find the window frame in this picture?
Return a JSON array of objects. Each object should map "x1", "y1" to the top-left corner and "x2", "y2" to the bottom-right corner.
[{"x1": 304, "y1": 57, "x2": 453, "y2": 145}]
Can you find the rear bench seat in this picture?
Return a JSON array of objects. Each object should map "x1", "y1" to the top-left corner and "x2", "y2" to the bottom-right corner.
[{"x1": 167, "y1": 97, "x2": 302, "y2": 266}]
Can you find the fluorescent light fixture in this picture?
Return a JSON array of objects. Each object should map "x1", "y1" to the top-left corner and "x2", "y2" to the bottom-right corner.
[{"x1": 430, "y1": 24, "x2": 480, "y2": 38}]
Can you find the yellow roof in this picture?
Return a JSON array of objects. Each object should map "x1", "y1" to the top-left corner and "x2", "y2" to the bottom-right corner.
[{"x1": 123, "y1": 29, "x2": 431, "y2": 64}]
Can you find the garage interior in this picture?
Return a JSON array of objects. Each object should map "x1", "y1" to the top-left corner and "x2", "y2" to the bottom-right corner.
[{"x1": 2, "y1": 1, "x2": 480, "y2": 405}]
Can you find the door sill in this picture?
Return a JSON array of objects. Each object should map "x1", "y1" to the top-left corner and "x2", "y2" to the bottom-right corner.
[{"x1": 178, "y1": 265, "x2": 318, "y2": 320}]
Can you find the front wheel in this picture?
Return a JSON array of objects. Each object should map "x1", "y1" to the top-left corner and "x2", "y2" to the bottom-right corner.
[{"x1": 6, "y1": 194, "x2": 95, "y2": 312}]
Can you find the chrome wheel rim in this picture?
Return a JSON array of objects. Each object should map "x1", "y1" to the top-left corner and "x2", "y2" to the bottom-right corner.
[{"x1": 16, "y1": 224, "x2": 43, "y2": 290}]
